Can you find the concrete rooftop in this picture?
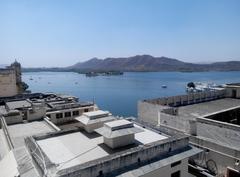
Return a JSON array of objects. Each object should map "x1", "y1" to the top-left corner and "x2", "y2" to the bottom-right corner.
[
  {"x1": 0, "y1": 120, "x2": 57, "y2": 177},
  {"x1": 75, "y1": 115, "x2": 116, "y2": 125},
  {"x1": 36, "y1": 123, "x2": 169, "y2": 170},
  {"x1": 178, "y1": 98, "x2": 240, "y2": 117},
  {"x1": 7, "y1": 121, "x2": 55, "y2": 148},
  {"x1": 105, "y1": 119, "x2": 133, "y2": 130},
  {"x1": 83, "y1": 110, "x2": 109, "y2": 119},
  {"x1": 6, "y1": 100, "x2": 32, "y2": 110}
]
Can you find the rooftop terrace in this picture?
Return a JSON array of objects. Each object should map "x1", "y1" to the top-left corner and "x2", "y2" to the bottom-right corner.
[
  {"x1": 23, "y1": 119, "x2": 199, "y2": 177},
  {"x1": 35, "y1": 122, "x2": 169, "y2": 170},
  {"x1": 7, "y1": 121, "x2": 56, "y2": 147},
  {"x1": 177, "y1": 98, "x2": 240, "y2": 117},
  {"x1": 6, "y1": 100, "x2": 32, "y2": 110},
  {"x1": 0, "y1": 119, "x2": 57, "y2": 177}
]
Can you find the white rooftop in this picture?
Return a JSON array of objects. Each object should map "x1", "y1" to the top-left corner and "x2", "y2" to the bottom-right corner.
[
  {"x1": 105, "y1": 119, "x2": 133, "y2": 130},
  {"x1": 36, "y1": 123, "x2": 169, "y2": 170},
  {"x1": 6, "y1": 100, "x2": 32, "y2": 110},
  {"x1": 83, "y1": 110, "x2": 109, "y2": 119},
  {"x1": 75, "y1": 115, "x2": 115, "y2": 125},
  {"x1": 37, "y1": 132, "x2": 109, "y2": 170},
  {"x1": 134, "y1": 125, "x2": 168, "y2": 144},
  {"x1": 7, "y1": 121, "x2": 55, "y2": 147}
]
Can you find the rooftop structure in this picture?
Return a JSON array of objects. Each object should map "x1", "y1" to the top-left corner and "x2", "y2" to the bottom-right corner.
[
  {"x1": 0, "y1": 92, "x2": 101, "y2": 177},
  {"x1": 0, "y1": 84, "x2": 203, "y2": 177},
  {"x1": 0, "y1": 108, "x2": 201, "y2": 177},
  {"x1": 75, "y1": 110, "x2": 116, "y2": 133},
  {"x1": 83, "y1": 110, "x2": 110, "y2": 119},
  {"x1": 25, "y1": 119, "x2": 200, "y2": 177},
  {"x1": 138, "y1": 86, "x2": 240, "y2": 176},
  {"x1": 96, "y1": 119, "x2": 144, "y2": 148},
  {"x1": 0, "y1": 92, "x2": 96, "y2": 125},
  {"x1": 6, "y1": 100, "x2": 32, "y2": 110},
  {"x1": 0, "y1": 117, "x2": 57, "y2": 177}
]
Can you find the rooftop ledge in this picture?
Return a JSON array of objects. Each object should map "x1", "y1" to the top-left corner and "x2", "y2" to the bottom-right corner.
[{"x1": 25, "y1": 122, "x2": 189, "y2": 177}]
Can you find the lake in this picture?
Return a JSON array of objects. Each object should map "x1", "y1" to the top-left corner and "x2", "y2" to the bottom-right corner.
[{"x1": 22, "y1": 71, "x2": 240, "y2": 117}]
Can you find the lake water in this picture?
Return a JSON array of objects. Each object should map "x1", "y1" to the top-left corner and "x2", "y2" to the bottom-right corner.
[{"x1": 22, "y1": 71, "x2": 240, "y2": 117}]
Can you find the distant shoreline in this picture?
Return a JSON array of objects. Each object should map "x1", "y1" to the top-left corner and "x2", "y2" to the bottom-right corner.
[{"x1": 22, "y1": 68, "x2": 240, "y2": 73}]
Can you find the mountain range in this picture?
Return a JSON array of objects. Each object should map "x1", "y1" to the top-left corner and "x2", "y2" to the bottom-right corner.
[{"x1": 67, "y1": 55, "x2": 240, "y2": 72}]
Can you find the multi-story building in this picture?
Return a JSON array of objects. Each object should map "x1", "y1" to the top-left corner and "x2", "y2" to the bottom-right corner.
[
  {"x1": 0, "y1": 61, "x2": 28, "y2": 97},
  {"x1": 0, "y1": 108, "x2": 201, "y2": 177},
  {"x1": 138, "y1": 86, "x2": 240, "y2": 176},
  {"x1": 0, "y1": 92, "x2": 96, "y2": 125}
]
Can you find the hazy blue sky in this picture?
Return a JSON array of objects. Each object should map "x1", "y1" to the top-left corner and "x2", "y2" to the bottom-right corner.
[{"x1": 0, "y1": 0, "x2": 240, "y2": 67}]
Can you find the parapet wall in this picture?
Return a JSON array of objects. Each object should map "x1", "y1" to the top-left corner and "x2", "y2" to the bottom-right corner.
[
  {"x1": 25, "y1": 128, "x2": 189, "y2": 177},
  {"x1": 138, "y1": 101, "x2": 194, "y2": 133},
  {"x1": 145, "y1": 90, "x2": 226, "y2": 107},
  {"x1": 196, "y1": 117, "x2": 240, "y2": 150},
  {"x1": 57, "y1": 135, "x2": 189, "y2": 177}
]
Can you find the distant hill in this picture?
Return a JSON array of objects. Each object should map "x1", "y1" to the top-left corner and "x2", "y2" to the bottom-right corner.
[
  {"x1": 21, "y1": 55, "x2": 240, "y2": 72},
  {"x1": 68, "y1": 55, "x2": 240, "y2": 72}
]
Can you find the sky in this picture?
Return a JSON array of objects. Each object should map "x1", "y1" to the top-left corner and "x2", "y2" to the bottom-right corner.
[{"x1": 0, "y1": 0, "x2": 240, "y2": 67}]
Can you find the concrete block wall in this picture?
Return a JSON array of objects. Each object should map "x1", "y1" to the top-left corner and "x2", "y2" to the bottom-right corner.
[
  {"x1": 142, "y1": 158, "x2": 189, "y2": 177},
  {"x1": 4, "y1": 114, "x2": 23, "y2": 125},
  {"x1": 138, "y1": 101, "x2": 164, "y2": 125},
  {"x1": 57, "y1": 136, "x2": 189, "y2": 177},
  {"x1": 160, "y1": 113, "x2": 193, "y2": 133},
  {"x1": 28, "y1": 108, "x2": 46, "y2": 121},
  {"x1": 83, "y1": 120, "x2": 111, "y2": 133},
  {"x1": 104, "y1": 134, "x2": 134, "y2": 149},
  {"x1": 138, "y1": 101, "x2": 193, "y2": 133},
  {"x1": 196, "y1": 118, "x2": 240, "y2": 149}
]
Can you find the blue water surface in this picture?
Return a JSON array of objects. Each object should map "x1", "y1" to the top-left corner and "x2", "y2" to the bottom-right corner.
[{"x1": 22, "y1": 71, "x2": 240, "y2": 117}]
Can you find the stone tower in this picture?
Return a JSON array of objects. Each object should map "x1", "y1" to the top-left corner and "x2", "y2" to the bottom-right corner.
[
  {"x1": 9, "y1": 60, "x2": 28, "y2": 93},
  {"x1": 10, "y1": 60, "x2": 22, "y2": 85}
]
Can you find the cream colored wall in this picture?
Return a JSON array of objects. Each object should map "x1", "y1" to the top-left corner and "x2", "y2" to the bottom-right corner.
[
  {"x1": 28, "y1": 107, "x2": 46, "y2": 121},
  {"x1": 0, "y1": 71, "x2": 18, "y2": 97},
  {"x1": 4, "y1": 114, "x2": 23, "y2": 125},
  {"x1": 104, "y1": 134, "x2": 134, "y2": 149}
]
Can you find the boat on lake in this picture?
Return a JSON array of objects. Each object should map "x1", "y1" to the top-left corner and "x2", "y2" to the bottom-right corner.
[{"x1": 186, "y1": 82, "x2": 223, "y2": 93}]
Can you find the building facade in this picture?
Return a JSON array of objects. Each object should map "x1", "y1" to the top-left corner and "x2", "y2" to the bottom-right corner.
[
  {"x1": 0, "y1": 61, "x2": 27, "y2": 97},
  {"x1": 138, "y1": 88, "x2": 240, "y2": 176}
]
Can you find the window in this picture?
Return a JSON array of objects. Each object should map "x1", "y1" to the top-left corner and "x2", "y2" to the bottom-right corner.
[
  {"x1": 171, "y1": 171, "x2": 180, "y2": 177},
  {"x1": 171, "y1": 161, "x2": 181, "y2": 168},
  {"x1": 73, "y1": 110, "x2": 79, "y2": 116},
  {"x1": 64, "y1": 112, "x2": 71, "y2": 117},
  {"x1": 84, "y1": 109, "x2": 89, "y2": 112},
  {"x1": 56, "y1": 113, "x2": 63, "y2": 119}
]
